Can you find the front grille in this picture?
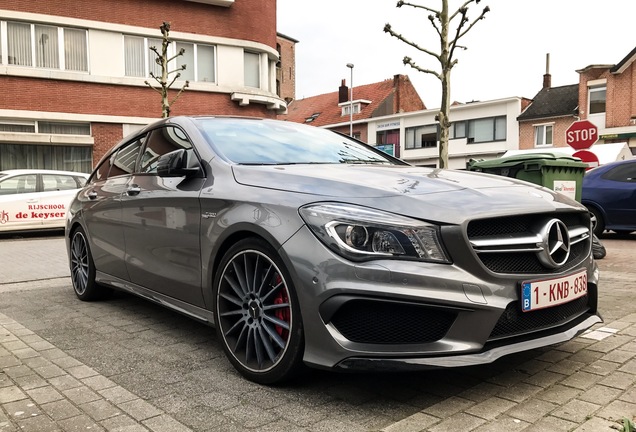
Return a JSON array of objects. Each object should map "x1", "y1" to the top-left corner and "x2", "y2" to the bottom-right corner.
[
  {"x1": 478, "y1": 241, "x2": 588, "y2": 274},
  {"x1": 488, "y1": 295, "x2": 590, "y2": 341},
  {"x1": 468, "y1": 212, "x2": 591, "y2": 274},
  {"x1": 329, "y1": 300, "x2": 457, "y2": 345}
]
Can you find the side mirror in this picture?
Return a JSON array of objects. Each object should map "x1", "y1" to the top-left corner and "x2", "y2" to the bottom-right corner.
[{"x1": 156, "y1": 149, "x2": 200, "y2": 178}]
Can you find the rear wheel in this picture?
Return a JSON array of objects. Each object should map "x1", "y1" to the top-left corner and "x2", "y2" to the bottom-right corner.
[
  {"x1": 70, "y1": 227, "x2": 104, "y2": 301},
  {"x1": 213, "y1": 238, "x2": 304, "y2": 385},
  {"x1": 587, "y1": 206, "x2": 605, "y2": 237}
]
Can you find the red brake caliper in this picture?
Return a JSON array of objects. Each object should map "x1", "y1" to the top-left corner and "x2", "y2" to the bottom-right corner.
[{"x1": 273, "y1": 274, "x2": 290, "y2": 339}]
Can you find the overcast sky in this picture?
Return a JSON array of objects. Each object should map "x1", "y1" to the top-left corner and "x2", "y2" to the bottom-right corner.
[{"x1": 277, "y1": 0, "x2": 636, "y2": 109}]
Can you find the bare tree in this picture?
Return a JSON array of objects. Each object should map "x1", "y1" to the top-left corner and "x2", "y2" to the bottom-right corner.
[
  {"x1": 145, "y1": 22, "x2": 190, "y2": 118},
  {"x1": 384, "y1": 0, "x2": 489, "y2": 168}
]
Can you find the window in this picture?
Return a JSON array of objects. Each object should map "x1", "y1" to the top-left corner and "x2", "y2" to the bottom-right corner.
[
  {"x1": 467, "y1": 116, "x2": 506, "y2": 143},
  {"x1": 244, "y1": 51, "x2": 260, "y2": 88},
  {"x1": 38, "y1": 122, "x2": 90, "y2": 135},
  {"x1": 110, "y1": 137, "x2": 145, "y2": 177},
  {"x1": 125, "y1": 36, "x2": 215, "y2": 83},
  {"x1": 342, "y1": 103, "x2": 361, "y2": 116},
  {"x1": 589, "y1": 87, "x2": 606, "y2": 114},
  {"x1": 0, "y1": 175, "x2": 37, "y2": 195},
  {"x1": 0, "y1": 143, "x2": 91, "y2": 172},
  {"x1": 602, "y1": 162, "x2": 636, "y2": 182},
  {"x1": 405, "y1": 125, "x2": 437, "y2": 149},
  {"x1": 42, "y1": 174, "x2": 82, "y2": 191},
  {"x1": 534, "y1": 124, "x2": 553, "y2": 146},
  {"x1": 4, "y1": 21, "x2": 87, "y2": 71},
  {"x1": 139, "y1": 126, "x2": 192, "y2": 173},
  {"x1": 450, "y1": 121, "x2": 466, "y2": 139}
]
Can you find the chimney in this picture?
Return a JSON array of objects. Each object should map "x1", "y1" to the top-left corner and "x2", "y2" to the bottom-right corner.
[
  {"x1": 543, "y1": 53, "x2": 551, "y2": 89},
  {"x1": 338, "y1": 79, "x2": 349, "y2": 104}
]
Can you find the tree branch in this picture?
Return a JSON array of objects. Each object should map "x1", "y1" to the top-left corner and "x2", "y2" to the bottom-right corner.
[
  {"x1": 144, "y1": 80, "x2": 163, "y2": 95},
  {"x1": 403, "y1": 56, "x2": 441, "y2": 80},
  {"x1": 384, "y1": 24, "x2": 441, "y2": 61},
  {"x1": 397, "y1": 0, "x2": 438, "y2": 15},
  {"x1": 170, "y1": 81, "x2": 190, "y2": 106},
  {"x1": 450, "y1": 0, "x2": 478, "y2": 20},
  {"x1": 456, "y1": 6, "x2": 490, "y2": 41}
]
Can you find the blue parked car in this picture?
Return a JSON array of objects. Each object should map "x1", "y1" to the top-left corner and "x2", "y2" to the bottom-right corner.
[{"x1": 582, "y1": 158, "x2": 636, "y2": 236}]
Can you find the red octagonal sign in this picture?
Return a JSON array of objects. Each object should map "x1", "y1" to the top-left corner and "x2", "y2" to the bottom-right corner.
[{"x1": 565, "y1": 120, "x2": 598, "y2": 150}]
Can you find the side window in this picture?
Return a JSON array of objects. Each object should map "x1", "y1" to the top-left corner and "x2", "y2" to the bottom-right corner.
[
  {"x1": 0, "y1": 175, "x2": 37, "y2": 195},
  {"x1": 109, "y1": 136, "x2": 146, "y2": 178},
  {"x1": 139, "y1": 126, "x2": 193, "y2": 174},
  {"x1": 603, "y1": 163, "x2": 636, "y2": 182},
  {"x1": 42, "y1": 174, "x2": 81, "y2": 191}
]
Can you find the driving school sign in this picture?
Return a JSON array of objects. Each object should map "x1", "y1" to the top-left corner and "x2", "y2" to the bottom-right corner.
[{"x1": 565, "y1": 120, "x2": 598, "y2": 150}]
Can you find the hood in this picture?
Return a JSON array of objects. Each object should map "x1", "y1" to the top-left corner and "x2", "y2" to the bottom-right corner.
[{"x1": 232, "y1": 164, "x2": 584, "y2": 224}]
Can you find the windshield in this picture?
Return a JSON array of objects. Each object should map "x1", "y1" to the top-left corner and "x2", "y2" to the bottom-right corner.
[{"x1": 195, "y1": 118, "x2": 402, "y2": 165}]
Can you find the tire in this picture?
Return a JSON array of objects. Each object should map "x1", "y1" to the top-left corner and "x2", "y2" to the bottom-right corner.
[
  {"x1": 587, "y1": 206, "x2": 605, "y2": 237},
  {"x1": 69, "y1": 226, "x2": 103, "y2": 301},
  {"x1": 213, "y1": 238, "x2": 304, "y2": 385}
]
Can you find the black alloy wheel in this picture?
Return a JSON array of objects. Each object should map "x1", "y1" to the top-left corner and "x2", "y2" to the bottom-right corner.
[
  {"x1": 214, "y1": 238, "x2": 304, "y2": 384},
  {"x1": 70, "y1": 227, "x2": 102, "y2": 301}
]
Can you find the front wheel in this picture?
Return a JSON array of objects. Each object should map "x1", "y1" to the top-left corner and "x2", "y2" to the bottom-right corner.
[{"x1": 213, "y1": 238, "x2": 304, "y2": 385}]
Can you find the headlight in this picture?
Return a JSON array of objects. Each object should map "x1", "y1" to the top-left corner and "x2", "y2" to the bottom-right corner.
[{"x1": 299, "y1": 203, "x2": 450, "y2": 263}]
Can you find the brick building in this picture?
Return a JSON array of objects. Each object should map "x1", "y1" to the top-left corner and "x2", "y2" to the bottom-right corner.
[
  {"x1": 279, "y1": 74, "x2": 425, "y2": 146},
  {"x1": 0, "y1": 0, "x2": 286, "y2": 172},
  {"x1": 276, "y1": 32, "x2": 297, "y2": 104},
  {"x1": 518, "y1": 48, "x2": 636, "y2": 154}
]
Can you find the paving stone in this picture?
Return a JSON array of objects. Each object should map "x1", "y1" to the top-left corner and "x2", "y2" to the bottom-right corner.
[
  {"x1": 50, "y1": 356, "x2": 83, "y2": 369},
  {"x1": 381, "y1": 412, "x2": 439, "y2": 432},
  {"x1": 82, "y1": 375, "x2": 117, "y2": 392},
  {"x1": 573, "y1": 416, "x2": 622, "y2": 431},
  {"x1": 579, "y1": 384, "x2": 623, "y2": 406},
  {"x1": 33, "y1": 364, "x2": 66, "y2": 380},
  {"x1": 62, "y1": 385, "x2": 102, "y2": 405},
  {"x1": 4, "y1": 398, "x2": 42, "y2": 420},
  {"x1": 587, "y1": 335, "x2": 634, "y2": 353},
  {"x1": 464, "y1": 396, "x2": 517, "y2": 421},
  {"x1": 15, "y1": 412, "x2": 61, "y2": 432},
  {"x1": 118, "y1": 398, "x2": 163, "y2": 422},
  {"x1": 57, "y1": 414, "x2": 105, "y2": 432},
  {"x1": 21, "y1": 356, "x2": 53, "y2": 369},
  {"x1": 40, "y1": 399, "x2": 82, "y2": 421},
  {"x1": 427, "y1": 412, "x2": 486, "y2": 432},
  {"x1": 101, "y1": 413, "x2": 149, "y2": 432},
  {"x1": 79, "y1": 398, "x2": 121, "y2": 422},
  {"x1": 48, "y1": 375, "x2": 82, "y2": 391},
  {"x1": 12, "y1": 347, "x2": 39, "y2": 360},
  {"x1": 3, "y1": 365, "x2": 31, "y2": 379},
  {"x1": 596, "y1": 399, "x2": 636, "y2": 423},
  {"x1": 601, "y1": 350, "x2": 636, "y2": 364},
  {"x1": 422, "y1": 396, "x2": 474, "y2": 418},
  {"x1": 13, "y1": 373, "x2": 48, "y2": 391},
  {"x1": 497, "y1": 382, "x2": 543, "y2": 402},
  {"x1": 459, "y1": 382, "x2": 506, "y2": 403},
  {"x1": 536, "y1": 384, "x2": 581, "y2": 405},
  {"x1": 0, "y1": 386, "x2": 27, "y2": 404},
  {"x1": 547, "y1": 359, "x2": 586, "y2": 375},
  {"x1": 551, "y1": 399, "x2": 601, "y2": 423},
  {"x1": 523, "y1": 370, "x2": 566, "y2": 388},
  {"x1": 472, "y1": 416, "x2": 529, "y2": 432},
  {"x1": 26, "y1": 385, "x2": 64, "y2": 404},
  {"x1": 99, "y1": 386, "x2": 139, "y2": 405},
  {"x1": 560, "y1": 370, "x2": 603, "y2": 390},
  {"x1": 619, "y1": 359, "x2": 636, "y2": 375},
  {"x1": 599, "y1": 371, "x2": 636, "y2": 390},
  {"x1": 505, "y1": 398, "x2": 558, "y2": 423}
]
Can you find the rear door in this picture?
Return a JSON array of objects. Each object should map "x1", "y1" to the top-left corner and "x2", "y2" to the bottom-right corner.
[{"x1": 121, "y1": 125, "x2": 205, "y2": 307}]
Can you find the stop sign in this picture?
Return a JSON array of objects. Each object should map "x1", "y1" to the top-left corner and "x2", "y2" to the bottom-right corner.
[
  {"x1": 566, "y1": 120, "x2": 598, "y2": 150},
  {"x1": 572, "y1": 149, "x2": 600, "y2": 170}
]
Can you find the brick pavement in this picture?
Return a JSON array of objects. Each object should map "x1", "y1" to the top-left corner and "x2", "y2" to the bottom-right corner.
[{"x1": 0, "y1": 233, "x2": 635, "y2": 431}]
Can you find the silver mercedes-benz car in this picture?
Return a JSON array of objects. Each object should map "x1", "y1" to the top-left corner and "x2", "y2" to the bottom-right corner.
[{"x1": 66, "y1": 116, "x2": 602, "y2": 384}]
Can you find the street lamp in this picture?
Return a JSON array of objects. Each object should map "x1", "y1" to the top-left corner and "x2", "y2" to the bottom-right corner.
[{"x1": 346, "y1": 63, "x2": 354, "y2": 137}]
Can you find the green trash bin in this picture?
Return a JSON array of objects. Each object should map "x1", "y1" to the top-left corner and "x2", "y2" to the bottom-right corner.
[{"x1": 467, "y1": 152, "x2": 588, "y2": 202}]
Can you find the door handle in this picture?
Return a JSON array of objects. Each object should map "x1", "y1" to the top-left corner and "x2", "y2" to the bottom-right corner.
[{"x1": 126, "y1": 185, "x2": 141, "y2": 196}]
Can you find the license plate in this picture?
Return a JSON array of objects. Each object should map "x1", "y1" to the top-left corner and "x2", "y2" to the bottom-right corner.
[{"x1": 521, "y1": 269, "x2": 588, "y2": 312}]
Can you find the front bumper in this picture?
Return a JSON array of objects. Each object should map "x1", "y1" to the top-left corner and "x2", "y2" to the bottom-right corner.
[{"x1": 281, "y1": 225, "x2": 601, "y2": 371}]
